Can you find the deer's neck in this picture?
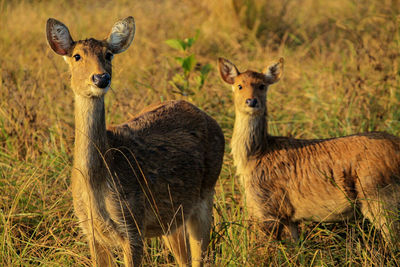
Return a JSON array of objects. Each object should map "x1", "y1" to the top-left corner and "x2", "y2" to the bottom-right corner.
[
  {"x1": 73, "y1": 95, "x2": 108, "y2": 186},
  {"x1": 231, "y1": 109, "x2": 268, "y2": 176}
]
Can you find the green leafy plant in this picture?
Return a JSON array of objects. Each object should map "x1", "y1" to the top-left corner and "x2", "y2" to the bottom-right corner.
[{"x1": 165, "y1": 31, "x2": 212, "y2": 96}]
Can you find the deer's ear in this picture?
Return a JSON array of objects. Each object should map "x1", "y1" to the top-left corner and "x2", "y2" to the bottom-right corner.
[
  {"x1": 46, "y1": 18, "x2": 74, "y2": 55},
  {"x1": 106, "y1": 16, "x2": 135, "y2": 54},
  {"x1": 218, "y1": 58, "x2": 239, "y2": 84},
  {"x1": 263, "y1": 58, "x2": 284, "y2": 84}
]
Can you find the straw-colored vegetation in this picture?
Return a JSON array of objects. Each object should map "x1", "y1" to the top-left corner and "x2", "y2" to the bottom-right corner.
[{"x1": 1, "y1": 0, "x2": 400, "y2": 265}]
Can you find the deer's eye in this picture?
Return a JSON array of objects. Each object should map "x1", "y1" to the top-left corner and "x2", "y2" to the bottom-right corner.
[
  {"x1": 73, "y1": 54, "x2": 81, "y2": 61},
  {"x1": 259, "y1": 84, "x2": 266, "y2": 90},
  {"x1": 238, "y1": 84, "x2": 243, "y2": 90},
  {"x1": 105, "y1": 52, "x2": 114, "y2": 61}
]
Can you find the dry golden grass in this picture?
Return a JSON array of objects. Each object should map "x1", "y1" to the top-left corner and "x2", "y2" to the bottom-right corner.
[{"x1": 1, "y1": 0, "x2": 400, "y2": 265}]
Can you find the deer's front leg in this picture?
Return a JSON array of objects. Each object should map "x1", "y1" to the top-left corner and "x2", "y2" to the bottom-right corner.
[
  {"x1": 122, "y1": 237, "x2": 144, "y2": 267},
  {"x1": 88, "y1": 237, "x2": 114, "y2": 267}
]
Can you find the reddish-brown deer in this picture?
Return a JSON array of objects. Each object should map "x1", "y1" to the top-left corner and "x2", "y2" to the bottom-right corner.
[
  {"x1": 46, "y1": 17, "x2": 224, "y2": 267},
  {"x1": 219, "y1": 57, "x2": 400, "y2": 246}
]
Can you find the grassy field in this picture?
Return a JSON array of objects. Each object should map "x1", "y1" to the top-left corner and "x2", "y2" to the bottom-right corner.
[{"x1": 1, "y1": 0, "x2": 400, "y2": 265}]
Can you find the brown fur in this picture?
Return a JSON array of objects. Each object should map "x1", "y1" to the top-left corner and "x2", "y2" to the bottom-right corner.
[
  {"x1": 46, "y1": 17, "x2": 224, "y2": 267},
  {"x1": 219, "y1": 57, "x2": 400, "y2": 245}
]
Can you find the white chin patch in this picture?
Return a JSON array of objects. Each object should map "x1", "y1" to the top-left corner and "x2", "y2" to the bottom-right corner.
[{"x1": 90, "y1": 85, "x2": 110, "y2": 97}]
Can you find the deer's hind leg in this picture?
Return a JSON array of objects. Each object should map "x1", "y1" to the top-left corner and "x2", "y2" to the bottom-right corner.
[
  {"x1": 186, "y1": 191, "x2": 214, "y2": 267},
  {"x1": 359, "y1": 183, "x2": 400, "y2": 247},
  {"x1": 163, "y1": 226, "x2": 190, "y2": 266}
]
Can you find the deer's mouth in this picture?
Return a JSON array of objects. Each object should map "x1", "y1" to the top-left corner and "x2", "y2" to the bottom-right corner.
[{"x1": 243, "y1": 105, "x2": 263, "y2": 115}]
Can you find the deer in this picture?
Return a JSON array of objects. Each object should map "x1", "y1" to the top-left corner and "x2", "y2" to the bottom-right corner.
[
  {"x1": 45, "y1": 16, "x2": 225, "y2": 267},
  {"x1": 218, "y1": 57, "x2": 400, "y2": 247}
]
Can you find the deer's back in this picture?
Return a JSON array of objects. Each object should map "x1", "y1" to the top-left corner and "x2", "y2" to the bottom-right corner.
[
  {"x1": 246, "y1": 132, "x2": 400, "y2": 222},
  {"x1": 106, "y1": 100, "x2": 224, "y2": 236}
]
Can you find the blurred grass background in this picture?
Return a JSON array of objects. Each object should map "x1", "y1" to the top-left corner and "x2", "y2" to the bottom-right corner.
[{"x1": 1, "y1": 0, "x2": 400, "y2": 265}]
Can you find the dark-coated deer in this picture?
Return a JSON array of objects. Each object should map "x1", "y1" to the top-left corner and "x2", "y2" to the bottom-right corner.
[
  {"x1": 219, "y1": 57, "x2": 400, "y2": 247},
  {"x1": 46, "y1": 16, "x2": 224, "y2": 267}
]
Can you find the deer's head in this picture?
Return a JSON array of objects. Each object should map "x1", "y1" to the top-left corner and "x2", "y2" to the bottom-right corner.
[
  {"x1": 218, "y1": 58, "x2": 283, "y2": 116},
  {"x1": 46, "y1": 17, "x2": 135, "y2": 98}
]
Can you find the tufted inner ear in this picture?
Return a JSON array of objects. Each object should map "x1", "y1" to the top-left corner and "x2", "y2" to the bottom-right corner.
[
  {"x1": 106, "y1": 16, "x2": 135, "y2": 54},
  {"x1": 263, "y1": 58, "x2": 284, "y2": 84},
  {"x1": 218, "y1": 58, "x2": 240, "y2": 85},
  {"x1": 46, "y1": 18, "x2": 74, "y2": 55}
]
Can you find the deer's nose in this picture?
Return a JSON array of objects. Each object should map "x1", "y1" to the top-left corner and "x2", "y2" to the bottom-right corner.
[
  {"x1": 92, "y1": 73, "x2": 111, "y2": 88},
  {"x1": 245, "y1": 98, "x2": 258, "y2": 108}
]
